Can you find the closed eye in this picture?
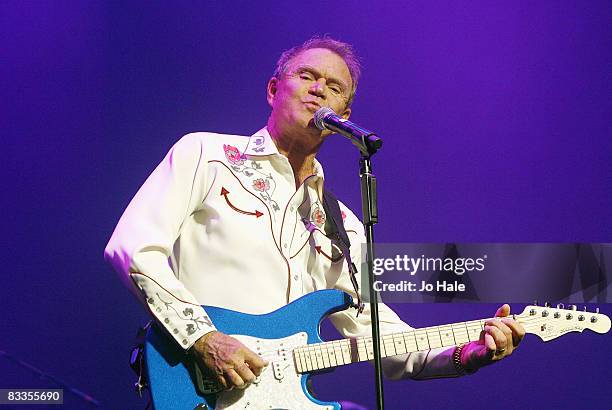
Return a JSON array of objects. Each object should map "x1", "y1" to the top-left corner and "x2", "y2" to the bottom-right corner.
[{"x1": 299, "y1": 71, "x2": 315, "y2": 81}]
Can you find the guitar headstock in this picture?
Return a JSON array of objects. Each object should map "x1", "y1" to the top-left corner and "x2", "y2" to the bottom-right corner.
[{"x1": 517, "y1": 304, "x2": 611, "y2": 341}]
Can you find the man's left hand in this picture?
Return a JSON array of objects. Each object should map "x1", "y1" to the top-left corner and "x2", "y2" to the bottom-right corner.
[{"x1": 460, "y1": 304, "x2": 526, "y2": 372}]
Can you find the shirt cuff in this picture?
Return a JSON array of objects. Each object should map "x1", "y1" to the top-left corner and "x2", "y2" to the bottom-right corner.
[
  {"x1": 131, "y1": 273, "x2": 216, "y2": 350},
  {"x1": 409, "y1": 346, "x2": 462, "y2": 380},
  {"x1": 382, "y1": 346, "x2": 461, "y2": 380}
]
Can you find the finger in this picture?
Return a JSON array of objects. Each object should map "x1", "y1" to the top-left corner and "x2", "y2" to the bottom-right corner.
[
  {"x1": 244, "y1": 349, "x2": 268, "y2": 375},
  {"x1": 484, "y1": 325, "x2": 508, "y2": 353},
  {"x1": 487, "y1": 319, "x2": 513, "y2": 347},
  {"x1": 484, "y1": 331, "x2": 497, "y2": 352},
  {"x1": 234, "y1": 363, "x2": 256, "y2": 387},
  {"x1": 224, "y1": 368, "x2": 245, "y2": 389},
  {"x1": 495, "y1": 304, "x2": 510, "y2": 318},
  {"x1": 500, "y1": 318, "x2": 526, "y2": 347},
  {"x1": 479, "y1": 328, "x2": 496, "y2": 351},
  {"x1": 215, "y1": 373, "x2": 229, "y2": 390}
]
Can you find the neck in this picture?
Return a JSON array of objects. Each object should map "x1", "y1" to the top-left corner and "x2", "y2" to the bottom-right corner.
[{"x1": 267, "y1": 120, "x2": 322, "y2": 187}]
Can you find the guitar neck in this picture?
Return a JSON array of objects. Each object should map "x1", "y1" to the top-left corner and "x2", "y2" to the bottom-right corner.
[
  {"x1": 293, "y1": 317, "x2": 488, "y2": 373},
  {"x1": 292, "y1": 306, "x2": 610, "y2": 373}
]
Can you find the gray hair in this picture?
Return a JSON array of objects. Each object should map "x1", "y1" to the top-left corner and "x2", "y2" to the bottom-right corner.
[{"x1": 273, "y1": 36, "x2": 361, "y2": 107}]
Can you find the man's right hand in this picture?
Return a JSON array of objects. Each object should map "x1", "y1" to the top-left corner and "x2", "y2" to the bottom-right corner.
[{"x1": 190, "y1": 331, "x2": 268, "y2": 390}]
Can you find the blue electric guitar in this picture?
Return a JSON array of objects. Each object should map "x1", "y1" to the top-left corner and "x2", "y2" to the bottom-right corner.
[{"x1": 144, "y1": 290, "x2": 610, "y2": 409}]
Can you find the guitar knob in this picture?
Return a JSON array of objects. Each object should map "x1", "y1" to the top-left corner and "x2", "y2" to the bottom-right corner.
[
  {"x1": 591, "y1": 316, "x2": 598, "y2": 323},
  {"x1": 542, "y1": 310, "x2": 549, "y2": 317},
  {"x1": 578, "y1": 315, "x2": 585, "y2": 321},
  {"x1": 554, "y1": 312, "x2": 561, "y2": 318},
  {"x1": 566, "y1": 313, "x2": 573, "y2": 320}
]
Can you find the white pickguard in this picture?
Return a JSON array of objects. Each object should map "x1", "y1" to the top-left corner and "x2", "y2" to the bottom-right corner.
[{"x1": 213, "y1": 333, "x2": 334, "y2": 410}]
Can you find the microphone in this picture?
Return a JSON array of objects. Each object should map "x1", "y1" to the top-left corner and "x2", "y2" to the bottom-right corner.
[{"x1": 314, "y1": 107, "x2": 383, "y2": 154}]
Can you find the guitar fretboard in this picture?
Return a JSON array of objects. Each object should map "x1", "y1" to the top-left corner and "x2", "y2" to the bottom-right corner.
[{"x1": 293, "y1": 319, "x2": 487, "y2": 373}]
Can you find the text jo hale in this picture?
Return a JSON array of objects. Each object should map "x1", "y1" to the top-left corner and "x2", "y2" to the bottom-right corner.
[{"x1": 373, "y1": 280, "x2": 465, "y2": 292}]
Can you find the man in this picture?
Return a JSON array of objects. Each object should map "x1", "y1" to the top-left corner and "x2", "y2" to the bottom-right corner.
[{"x1": 105, "y1": 36, "x2": 524, "y2": 396}]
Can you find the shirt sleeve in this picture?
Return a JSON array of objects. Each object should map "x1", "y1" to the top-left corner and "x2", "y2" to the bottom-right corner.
[
  {"x1": 104, "y1": 133, "x2": 216, "y2": 350},
  {"x1": 326, "y1": 203, "x2": 460, "y2": 380}
]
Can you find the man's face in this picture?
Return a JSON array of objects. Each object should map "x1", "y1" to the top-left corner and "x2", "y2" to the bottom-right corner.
[{"x1": 267, "y1": 48, "x2": 353, "y2": 139}]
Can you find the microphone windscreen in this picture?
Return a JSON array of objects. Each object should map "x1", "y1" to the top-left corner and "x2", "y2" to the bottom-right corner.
[{"x1": 314, "y1": 107, "x2": 335, "y2": 131}]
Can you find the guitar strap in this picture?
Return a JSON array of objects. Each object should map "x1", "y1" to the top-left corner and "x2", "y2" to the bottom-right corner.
[{"x1": 322, "y1": 189, "x2": 364, "y2": 314}]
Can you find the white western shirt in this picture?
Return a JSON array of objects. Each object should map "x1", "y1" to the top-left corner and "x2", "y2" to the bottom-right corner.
[{"x1": 104, "y1": 127, "x2": 459, "y2": 379}]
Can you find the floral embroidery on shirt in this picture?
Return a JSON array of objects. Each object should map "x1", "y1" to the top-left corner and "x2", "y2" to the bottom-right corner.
[
  {"x1": 341, "y1": 210, "x2": 347, "y2": 221},
  {"x1": 253, "y1": 178, "x2": 270, "y2": 192},
  {"x1": 224, "y1": 144, "x2": 246, "y2": 166},
  {"x1": 222, "y1": 140, "x2": 280, "y2": 214},
  {"x1": 311, "y1": 205, "x2": 326, "y2": 227},
  {"x1": 154, "y1": 293, "x2": 213, "y2": 336},
  {"x1": 251, "y1": 136, "x2": 266, "y2": 153}
]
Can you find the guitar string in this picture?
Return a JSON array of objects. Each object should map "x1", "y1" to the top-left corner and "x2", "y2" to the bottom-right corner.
[
  {"x1": 200, "y1": 313, "x2": 604, "y2": 386},
  {"x1": 201, "y1": 315, "x2": 579, "y2": 388},
  {"x1": 252, "y1": 310, "x2": 601, "y2": 357},
  {"x1": 334, "y1": 313, "x2": 595, "y2": 346},
  {"x1": 293, "y1": 314, "x2": 597, "y2": 357},
  {"x1": 289, "y1": 313, "x2": 601, "y2": 371}
]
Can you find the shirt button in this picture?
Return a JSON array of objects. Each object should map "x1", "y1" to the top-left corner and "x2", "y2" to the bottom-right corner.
[
  {"x1": 290, "y1": 206, "x2": 295, "y2": 212},
  {"x1": 283, "y1": 243, "x2": 288, "y2": 249},
  {"x1": 293, "y1": 275, "x2": 299, "y2": 281}
]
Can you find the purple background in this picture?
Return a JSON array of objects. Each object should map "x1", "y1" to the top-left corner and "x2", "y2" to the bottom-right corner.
[{"x1": 1, "y1": 1, "x2": 610, "y2": 409}]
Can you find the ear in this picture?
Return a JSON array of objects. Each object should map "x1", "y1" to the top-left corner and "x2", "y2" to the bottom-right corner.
[
  {"x1": 340, "y1": 106, "x2": 352, "y2": 120},
  {"x1": 266, "y1": 77, "x2": 278, "y2": 107}
]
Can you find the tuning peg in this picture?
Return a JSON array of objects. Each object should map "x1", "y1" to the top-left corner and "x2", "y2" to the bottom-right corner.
[
  {"x1": 570, "y1": 305, "x2": 577, "y2": 311},
  {"x1": 557, "y1": 303, "x2": 564, "y2": 309},
  {"x1": 544, "y1": 302, "x2": 550, "y2": 307},
  {"x1": 596, "y1": 307, "x2": 600, "y2": 314},
  {"x1": 533, "y1": 300, "x2": 538, "y2": 306},
  {"x1": 583, "y1": 306, "x2": 587, "y2": 312}
]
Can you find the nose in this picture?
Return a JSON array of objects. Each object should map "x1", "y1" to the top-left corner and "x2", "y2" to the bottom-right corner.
[{"x1": 309, "y1": 79, "x2": 326, "y2": 99}]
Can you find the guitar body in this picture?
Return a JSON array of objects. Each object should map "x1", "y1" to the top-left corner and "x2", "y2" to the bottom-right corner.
[{"x1": 145, "y1": 289, "x2": 353, "y2": 410}]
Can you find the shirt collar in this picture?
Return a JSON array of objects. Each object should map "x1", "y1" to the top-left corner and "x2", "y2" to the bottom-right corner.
[
  {"x1": 244, "y1": 127, "x2": 279, "y2": 156},
  {"x1": 311, "y1": 157, "x2": 325, "y2": 201},
  {"x1": 249, "y1": 127, "x2": 326, "y2": 199}
]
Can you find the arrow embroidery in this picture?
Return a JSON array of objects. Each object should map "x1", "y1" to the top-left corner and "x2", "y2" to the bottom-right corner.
[
  {"x1": 315, "y1": 245, "x2": 343, "y2": 263},
  {"x1": 220, "y1": 187, "x2": 264, "y2": 218}
]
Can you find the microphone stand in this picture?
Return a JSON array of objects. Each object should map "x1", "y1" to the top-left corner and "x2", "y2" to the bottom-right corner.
[{"x1": 339, "y1": 132, "x2": 385, "y2": 410}]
